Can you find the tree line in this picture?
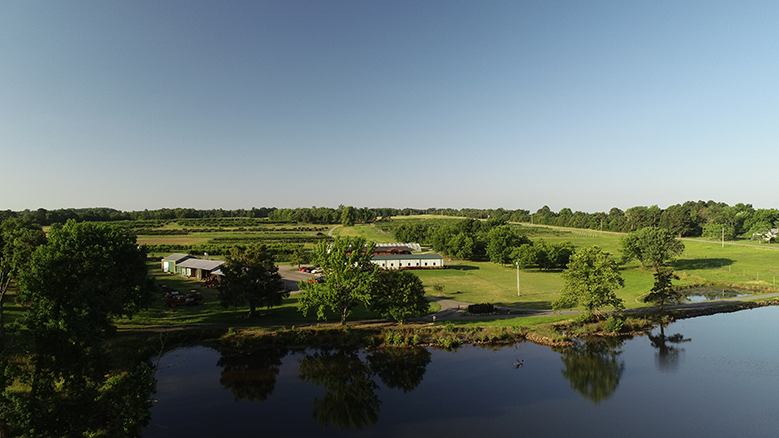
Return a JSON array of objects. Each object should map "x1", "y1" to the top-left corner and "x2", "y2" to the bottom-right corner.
[{"x1": 4, "y1": 201, "x2": 778, "y2": 240}]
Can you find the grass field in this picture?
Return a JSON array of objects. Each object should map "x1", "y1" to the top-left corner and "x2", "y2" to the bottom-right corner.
[
  {"x1": 332, "y1": 224, "x2": 396, "y2": 243},
  {"x1": 400, "y1": 217, "x2": 779, "y2": 310},
  {"x1": 15, "y1": 216, "x2": 779, "y2": 331}
]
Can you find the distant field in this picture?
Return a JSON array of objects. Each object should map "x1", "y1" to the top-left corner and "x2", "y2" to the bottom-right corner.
[
  {"x1": 133, "y1": 220, "x2": 332, "y2": 250},
  {"x1": 332, "y1": 224, "x2": 395, "y2": 243},
  {"x1": 120, "y1": 216, "x2": 779, "y2": 325},
  {"x1": 387, "y1": 215, "x2": 779, "y2": 309}
]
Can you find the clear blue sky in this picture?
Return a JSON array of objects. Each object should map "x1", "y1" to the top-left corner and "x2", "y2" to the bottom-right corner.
[{"x1": 2, "y1": 1, "x2": 777, "y2": 213}]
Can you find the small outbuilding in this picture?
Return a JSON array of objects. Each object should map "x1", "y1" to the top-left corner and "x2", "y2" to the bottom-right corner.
[
  {"x1": 175, "y1": 258, "x2": 225, "y2": 280},
  {"x1": 161, "y1": 253, "x2": 192, "y2": 273}
]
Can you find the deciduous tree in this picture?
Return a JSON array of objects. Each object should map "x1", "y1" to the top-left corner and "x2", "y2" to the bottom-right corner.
[
  {"x1": 486, "y1": 225, "x2": 529, "y2": 265},
  {"x1": 369, "y1": 269, "x2": 429, "y2": 323},
  {"x1": 642, "y1": 266, "x2": 683, "y2": 310},
  {"x1": 620, "y1": 227, "x2": 684, "y2": 270},
  {"x1": 217, "y1": 244, "x2": 286, "y2": 317},
  {"x1": 297, "y1": 237, "x2": 377, "y2": 324},
  {"x1": 5, "y1": 220, "x2": 152, "y2": 437},
  {"x1": 0, "y1": 219, "x2": 46, "y2": 335},
  {"x1": 340, "y1": 206, "x2": 357, "y2": 227},
  {"x1": 553, "y1": 246, "x2": 624, "y2": 317},
  {"x1": 289, "y1": 245, "x2": 311, "y2": 268}
]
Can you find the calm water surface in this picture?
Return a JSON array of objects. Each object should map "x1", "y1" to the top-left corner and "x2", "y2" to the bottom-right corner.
[{"x1": 144, "y1": 306, "x2": 779, "y2": 438}]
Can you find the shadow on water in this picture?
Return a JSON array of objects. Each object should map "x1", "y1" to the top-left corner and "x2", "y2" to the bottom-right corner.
[
  {"x1": 648, "y1": 323, "x2": 691, "y2": 373},
  {"x1": 555, "y1": 337, "x2": 625, "y2": 405},
  {"x1": 673, "y1": 258, "x2": 734, "y2": 270},
  {"x1": 216, "y1": 346, "x2": 431, "y2": 431}
]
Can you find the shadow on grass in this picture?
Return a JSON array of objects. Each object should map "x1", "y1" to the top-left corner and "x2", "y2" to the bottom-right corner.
[
  {"x1": 498, "y1": 300, "x2": 554, "y2": 311},
  {"x1": 118, "y1": 296, "x2": 385, "y2": 329},
  {"x1": 673, "y1": 258, "x2": 734, "y2": 270},
  {"x1": 445, "y1": 265, "x2": 480, "y2": 271}
]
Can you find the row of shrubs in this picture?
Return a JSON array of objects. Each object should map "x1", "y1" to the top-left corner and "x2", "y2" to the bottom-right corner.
[
  {"x1": 134, "y1": 226, "x2": 329, "y2": 236},
  {"x1": 144, "y1": 243, "x2": 303, "y2": 261},
  {"x1": 176, "y1": 218, "x2": 295, "y2": 227},
  {"x1": 216, "y1": 324, "x2": 536, "y2": 351},
  {"x1": 209, "y1": 236, "x2": 331, "y2": 244}
]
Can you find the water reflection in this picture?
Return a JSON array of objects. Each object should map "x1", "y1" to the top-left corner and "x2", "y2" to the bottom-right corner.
[
  {"x1": 299, "y1": 350, "x2": 381, "y2": 430},
  {"x1": 647, "y1": 323, "x2": 691, "y2": 372},
  {"x1": 298, "y1": 347, "x2": 432, "y2": 430},
  {"x1": 684, "y1": 287, "x2": 751, "y2": 303},
  {"x1": 218, "y1": 348, "x2": 289, "y2": 402},
  {"x1": 368, "y1": 346, "x2": 431, "y2": 392},
  {"x1": 214, "y1": 346, "x2": 431, "y2": 431},
  {"x1": 558, "y1": 337, "x2": 625, "y2": 404}
]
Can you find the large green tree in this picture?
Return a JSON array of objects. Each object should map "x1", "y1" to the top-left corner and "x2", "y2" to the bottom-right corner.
[
  {"x1": 369, "y1": 269, "x2": 429, "y2": 323},
  {"x1": 553, "y1": 246, "x2": 624, "y2": 317},
  {"x1": 0, "y1": 219, "x2": 47, "y2": 335},
  {"x1": 340, "y1": 205, "x2": 357, "y2": 227},
  {"x1": 297, "y1": 237, "x2": 377, "y2": 324},
  {"x1": 18, "y1": 220, "x2": 151, "y2": 337},
  {"x1": 620, "y1": 227, "x2": 684, "y2": 270},
  {"x1": 486, "y1": 225, "x2": 529, "y2": 265},
  {"x1": 217, "y1": 244, "x2": 286, "y2": 317},
  {"x1": 4, "y1": 220, "x2": 152, "y2": 437}
]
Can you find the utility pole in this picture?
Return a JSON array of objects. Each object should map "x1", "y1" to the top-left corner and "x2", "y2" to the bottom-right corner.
[
  {"x1": 516, "y1": 261, "x2": 520, "y2": 297},
  {"x1": 722, "y1": 227, "x2": 724, "y2": 248}
]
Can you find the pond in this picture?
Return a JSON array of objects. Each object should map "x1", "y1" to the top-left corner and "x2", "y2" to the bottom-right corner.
[
  {"x1": 144, "y1": 306, "x2": 779, "y2": 438},
  {"x1": 683, "y1": 286, "x2": 753, "y2": 303}
]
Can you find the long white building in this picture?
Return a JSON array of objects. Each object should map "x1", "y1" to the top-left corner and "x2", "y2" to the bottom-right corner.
[{"x1": 371, "y1": 254, "x2": 444, "y2": 269}]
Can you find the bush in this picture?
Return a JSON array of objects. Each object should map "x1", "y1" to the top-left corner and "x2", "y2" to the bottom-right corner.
[
  {"x1": 603, "y1": 316, "x2": 624, "y2": 333},
  {"x1": 468, "y1": 303, "x2": 496, "y2": 314}
]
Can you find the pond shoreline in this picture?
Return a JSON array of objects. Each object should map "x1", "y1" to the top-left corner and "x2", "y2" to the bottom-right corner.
[{"x1": 113, "y1": 295, "x2": 779, "y2": 352}]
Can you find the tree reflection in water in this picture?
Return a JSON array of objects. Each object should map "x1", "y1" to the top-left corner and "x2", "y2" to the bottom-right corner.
[
  {"x1": 647, "y1": 323, "x2": 690, "y2": 373},
  {"x1": 217, "y1": 348, "x2": 288, "y2": 402},
  {"x1": 216, "y1": 346, "x2": 431, "y2": 431},
  {"x1": 299, "y1": 350, "x2": 380, "y2": 430},
  {"x1": 298, "y1": 347, "x2": 430, "y2": 430},
  {"x1": 368, "y1": 346, "x2": 431, "y2": 393},
  {"x1": 558, "y1": 337, "x2": 625, "y2": 404}
]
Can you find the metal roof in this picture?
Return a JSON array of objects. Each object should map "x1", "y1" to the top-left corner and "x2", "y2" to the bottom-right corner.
[
  {"x1": 374, "y1": 243, "x2": 422, "y2": 251},
  {"x1": 371, "y1": 254, "x2": 443, "y2": 261},
  {"x1": 162, "y1": 253, "x2": 192, "y2": 263},
  {"x1": 177, "y1": 259, "x2": 224, "y2": 270}
]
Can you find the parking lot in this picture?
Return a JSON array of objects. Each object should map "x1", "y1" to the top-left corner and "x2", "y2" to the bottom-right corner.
[{"x1": 278, "y1": 265, "x2": 317, "y2": 291}]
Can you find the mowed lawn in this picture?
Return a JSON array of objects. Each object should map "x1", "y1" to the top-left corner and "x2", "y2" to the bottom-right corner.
[
  {"x1": 112, "y1": 219, "x2": 779, "y2": 328},
  {"x1": 415, "y1": 261, "x2": 658, "y2": 310},
  {"x1": 406, "y1": 220, "x2": 779, "y2": 310},
  {"x1": 332, "y1": 224, "x2": 396, "y2": 243}
]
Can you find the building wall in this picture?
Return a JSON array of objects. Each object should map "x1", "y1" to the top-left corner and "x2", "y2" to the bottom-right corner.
[{"x1": 372, "y1": 256, "x2": 444, "y2": 270}]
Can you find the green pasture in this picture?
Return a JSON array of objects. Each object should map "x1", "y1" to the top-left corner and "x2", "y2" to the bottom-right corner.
[
  {"x1": 136, "y1": 227, "x2": 329, "y2": 247},
  {"x1": 332, "y1": 224, "x2": 396, "y2": 243},
  {"x1": 390, "y1": 217, "x2": 779, "y2": 310},
  {"x1": 415, "y1": 261, "x2": 657, "y2": 310}
]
